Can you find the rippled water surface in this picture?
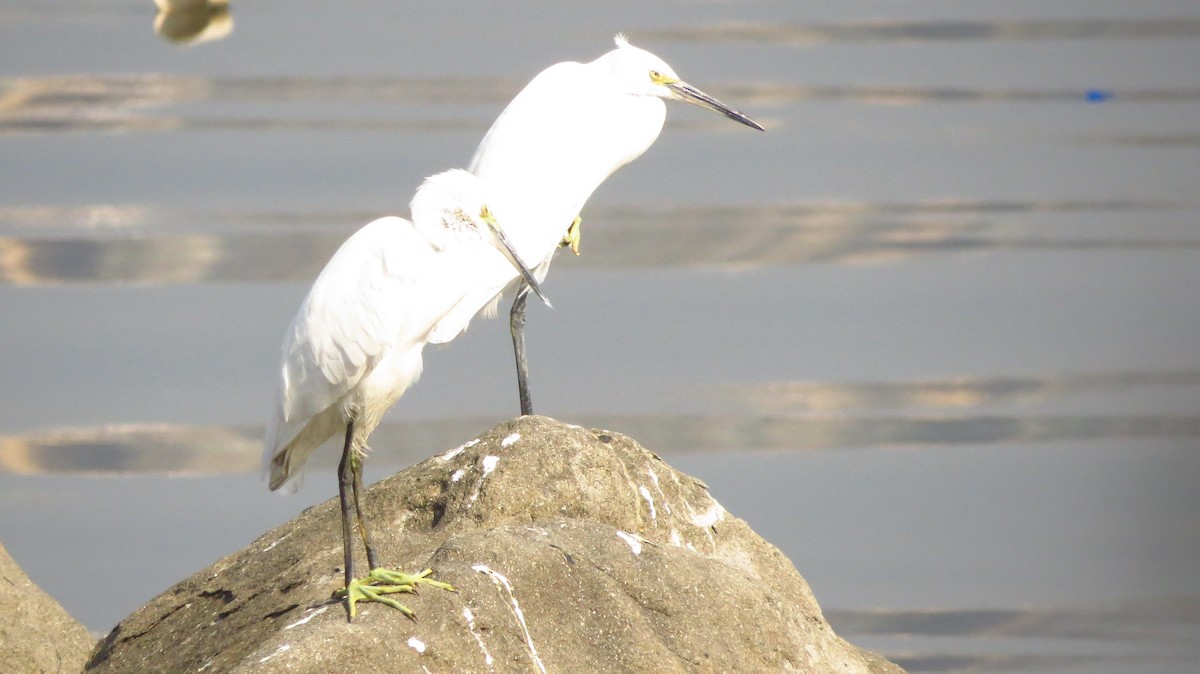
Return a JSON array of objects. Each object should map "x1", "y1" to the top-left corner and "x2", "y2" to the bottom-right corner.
[{"x1": 2, "y1": 2, "x2": 1198, "y2": 671}]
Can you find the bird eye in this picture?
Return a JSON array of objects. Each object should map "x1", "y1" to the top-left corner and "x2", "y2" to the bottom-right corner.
[{"x1": 649, "y1": 70, "x2": 676, "y2": 86}]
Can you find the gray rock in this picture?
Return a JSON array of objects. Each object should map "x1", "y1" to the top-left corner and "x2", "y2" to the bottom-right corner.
[
  {"x1": 1, "y1": 540, "x2": 95, "y2": 673},
  {"x1": 85, "y1": 416, "x2": 904, "y2": 673}
]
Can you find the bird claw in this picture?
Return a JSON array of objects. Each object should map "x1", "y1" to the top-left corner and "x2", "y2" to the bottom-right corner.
[
  {"x1": 335, "y1": 567, "x2": 455, "y2": 620},
  {"x1": 371, "y1": 567, "x2": 456, "y2": 593},
  {"x1": 560, "y1": 216, "x2": 582, "y2": 255}
]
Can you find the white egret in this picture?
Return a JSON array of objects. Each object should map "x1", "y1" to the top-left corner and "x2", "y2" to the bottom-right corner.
[
  {"x1": 467, "y1": 35, "x2": 763, "y2": 414},
  {"x1": 262, "y1": 169, "x2": 547, "y2": 620}
]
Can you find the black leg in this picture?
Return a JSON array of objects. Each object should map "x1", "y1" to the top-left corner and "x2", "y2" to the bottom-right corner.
[
  {"x1": 351, "y1": 450, "x2": 379, "y2": 571},
  {"x1": 510, "y1": 284, "x2": 533, "y2": 416},
  {"x1": 336, "y1": 421, "x2": 356, "y2": 591},
  {"x1": 333, "y1": 420, "x2": 453, "y2": 620}
]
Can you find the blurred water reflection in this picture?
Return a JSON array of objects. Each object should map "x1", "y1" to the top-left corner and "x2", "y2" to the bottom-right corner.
[
  {"x1": 651, "y1": 18, "x2": 1200, "y2": 45},
  {"x1": 0, "y1": 423, "x2": 255, "y2": 476},
  {"x1": 830, "y1": 595, "x2": 1200, "y2": 640},
  {"x1": 0, "y1": 74, "x2": 520, "y2": 135},
  {"x1": 5, "y1": 409, "x2": 1198, "y2": 477},
  {"x1": 7, "y1": 73, "x2": 1200, "y2": 136},
  {"x1": 2, "y1": 198, "x2": 1195, "y2": 284},
  {"x1": 721, "y1": 370, "x2": 1200, "y2": 413},
  {"x1": 836, "y1": 594, "x2": 1200, "y2": 672}
]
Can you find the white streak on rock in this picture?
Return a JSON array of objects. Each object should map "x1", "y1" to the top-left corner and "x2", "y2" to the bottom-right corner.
[
  {"x1": 472, "y1": 564, "x2": 546, "y2": 673},
  {"x1": 258, "y1": 644, "x2": 290, "y2": 663},
  {"x1": 467, "y1": 455, "x2": 501, "y2": 507},
  {"x1": 463, "y1": 606, "x2": 495, "y2": 668},
  {"x1": 647, "y1": 468, "x2": 673, "y2": 515},
  {"x1": 638, "y1": 485, "x2": 657, "y2": 523},
  {"x1": 691, "y1": 501, "x2": 726, "y2": 529},
  {"x1": 262, "y1": 532, "x2": 290, "y2": 552},
  {"x1": 805, "y1": 644, "x2": 820, "y2": 662},
  {"x1": 451, "y1": 468, "x2": 466, "y2": 482},
  {"x1": 440, "y1": 438, "x2": 479, "y2": 461},
  {"x1": 482, "y1": 455, "x2": 500, "y2": 475},
  {"x1": 616, "y1": 530, "x2": 643, "y2": 555},
  {"x1": 283, "y1": 605, "x2": 329, "y2": 630},
  {"x1": 407, "y1": 636, "x2": 426, "y2": 654},
  {"x1": 500, "y1": 432, "x2": 521, "y2": 448}
]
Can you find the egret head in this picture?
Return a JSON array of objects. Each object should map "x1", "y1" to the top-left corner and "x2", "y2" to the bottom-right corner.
[
  {"x1": 606, "y1": 34, "x2": 764, "y2": 131},
  {"x1": 410, "y1": 170, "x2": 551, "y2": 306},
  {"x1": 410, "y1": 169, "x2": 493, "y2": 236}
]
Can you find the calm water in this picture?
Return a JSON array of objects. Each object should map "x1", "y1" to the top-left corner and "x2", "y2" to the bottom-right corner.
[{"x1": 2, "y1": 1, "x2": 1199, "y2": 672}]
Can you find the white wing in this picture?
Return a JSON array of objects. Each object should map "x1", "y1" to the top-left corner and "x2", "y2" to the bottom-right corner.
[{"x1": 263, "y1": 216, "x2": 449, "y2": 491}]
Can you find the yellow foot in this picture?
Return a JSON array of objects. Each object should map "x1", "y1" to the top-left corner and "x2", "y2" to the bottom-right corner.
[
  {"x1": 560, "y1": 216, "x2": 582, "y2": 255},
  {"x1": 335, "y1": 567, "x2": 455, "y2": 620}
]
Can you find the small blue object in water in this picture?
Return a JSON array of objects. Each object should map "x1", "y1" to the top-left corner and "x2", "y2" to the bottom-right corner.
[{"x1": 1085, "y1": 89, "x2": 1114, "y2": 103}]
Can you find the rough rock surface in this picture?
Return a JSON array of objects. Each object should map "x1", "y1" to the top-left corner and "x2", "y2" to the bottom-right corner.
[
  {"x1": 85, "y1": 416, "x2": 904, "y2": 673},
  {"x1": 1, "y1": 540, "x2": 95, "y2": 673}
]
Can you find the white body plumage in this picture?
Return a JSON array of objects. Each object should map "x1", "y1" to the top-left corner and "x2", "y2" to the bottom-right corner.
[{"x1": 262, "y1": 170, "x2": 532, "y2": 492}]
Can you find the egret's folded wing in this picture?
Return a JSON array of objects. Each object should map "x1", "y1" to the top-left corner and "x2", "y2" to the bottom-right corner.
[
  {"x1": 427, "y1": 280, "x2": 510, "y2": 345},
  {"x1": 264, "y1": 217, "x2": 436, "y2": 466},
  {"x1": 425, "y1": 242, "x2": 530, "y2": 345}
]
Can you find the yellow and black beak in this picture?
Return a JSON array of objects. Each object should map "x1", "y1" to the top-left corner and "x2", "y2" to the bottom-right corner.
[{"x1": 664, "y1": 78, "x2": 764, "y2": 131}]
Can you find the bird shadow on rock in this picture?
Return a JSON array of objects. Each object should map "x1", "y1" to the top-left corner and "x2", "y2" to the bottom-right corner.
[{"x1": 85, "y1": 415, "x2": 904, "y2": 674}]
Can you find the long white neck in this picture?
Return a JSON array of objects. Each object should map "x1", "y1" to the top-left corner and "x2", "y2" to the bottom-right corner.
[{"x1": 469, "y1": 60, "x2": 666, "y2": 267}]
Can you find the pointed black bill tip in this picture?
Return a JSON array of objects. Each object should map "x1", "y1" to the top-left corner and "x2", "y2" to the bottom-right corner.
[
  {"x1": 488, "y1": 221, "x2": 552, "y2": 309},
  {"x1": 721, "y1": 106, "x2": 765, "y2": 132},
  {"x1": 670, "y1": 81, "x2": 764, "y2": 131}
]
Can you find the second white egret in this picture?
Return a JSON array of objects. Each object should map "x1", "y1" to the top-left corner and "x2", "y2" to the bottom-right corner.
[{"x1": 467, "y1": 35, "x2": 763, "y2": 414}]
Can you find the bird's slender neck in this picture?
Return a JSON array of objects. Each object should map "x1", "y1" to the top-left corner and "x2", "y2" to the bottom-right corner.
[{"x1": 470, "y1": 82, "x2": 666, "y2": 264}]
